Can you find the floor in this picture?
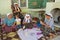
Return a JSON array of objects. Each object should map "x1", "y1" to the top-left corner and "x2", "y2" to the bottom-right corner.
[
  {"x1": 0, "y1": 26, "x2": 60, "y2": 40},
  {"x1": 52, "y1": 36, "x2": 60, "y2": 40},
  {"x1": 0, "y1": 31, "x2": 60, "y2": 40},
  {"x1": 0, "y1": 32, "x2": 20, "y2": 40}
]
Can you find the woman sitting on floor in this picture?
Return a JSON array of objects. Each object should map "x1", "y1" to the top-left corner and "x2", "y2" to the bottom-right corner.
[
  {"x1": 2, "y1": 13, "x2": 16, "y2": 33},
  {"x1": 40, "y1": 13, "x2": 55, "y2": 39},
  {"x1": 23, "y1": 14, "x2": 32, "y2": 24}
]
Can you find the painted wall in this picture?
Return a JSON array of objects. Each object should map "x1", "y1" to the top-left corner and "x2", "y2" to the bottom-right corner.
[
  {"x1": 1, "y1": 0, "x2": 59, "y2": 17},
  {"x1": 55, "y1": 0, "x2": 60, "y2": 2},
  {"x1": 0, "y1": 0, "x2": 11, "y2": 15},
  {"x1": 46, "y1": 2, "x2": 60, "y2": 21},
  {"x1": 46, "y1": 2, "x2": 60, "y2": 13}
]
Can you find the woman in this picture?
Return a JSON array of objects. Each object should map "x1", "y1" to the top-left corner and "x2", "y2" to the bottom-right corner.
[
  {"x1": 12, "y1": 3, "x2": 21, "y2": 16},
  {"x1": 40, "y1": 13, "x2": 55, "y2": 39},
  {"x1": 11, "y1": 3, "x2": 24, "y2": 27},
  {"x1": 23, "y1": 14, "x2": 32, "y2": 24},
  {"x1": 2, "y1": 13, "x2": 16, "y2": 33}
]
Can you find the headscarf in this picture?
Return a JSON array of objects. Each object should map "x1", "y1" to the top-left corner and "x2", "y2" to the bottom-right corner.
[
  {"x1": 7, "y1": 13, "x2": 12, "y2": 17},
  {"x1": 45, "y1": 13, "x2": 53, "y2": 18},
  {"x1": 24, "y1": 14, "x2": 31, "y2": 23},
  {"x1": 25, "y1": 14, "x2": 31, "y2": 19},
  {"x1": 14, "y1": 3, "x2": 18, "y2": 5}
]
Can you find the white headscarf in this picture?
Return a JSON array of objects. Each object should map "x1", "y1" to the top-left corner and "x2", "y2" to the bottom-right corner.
[
  {"x1": 14, "y1": 3, "x2": 19, "y2": 10},
  {"x1": 14, "y1": 3, "x2": 18, "y2": 5},
  {"x1": 24, "y1": 14, "x2": 31, "y2": 23},
  {"x1": 45, "y1": 13, "x2": 53, "y2": 17},
  {"x1": 7, "y1": 13, "x2": 12, "y2": 17},
  {"x1": 25, "y1": 14, "x2": 31, "y2": 19}
]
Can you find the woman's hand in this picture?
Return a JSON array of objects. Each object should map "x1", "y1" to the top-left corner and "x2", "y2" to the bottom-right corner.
[
  {"x1": 23, "y1": 22, "x2": 27, "y2": 24},
  {"x1": 45, "y1": 25, "x2": 51, "y2": 28},
  {"x1": 40, "y1": 21, "x2": 51, "y2": 28},
  {"x1": 12, "y1": 22, "x2": 16, "y2": 27},
  {"x1": 15, "y1": 7, "x2": 20, "y2": 12},
  {"x1": 40, "y1": 21, "x2": 46, "y2": 26},
  {"x1": 2, "y1": 24, "x2": 6, "y2": 27}
]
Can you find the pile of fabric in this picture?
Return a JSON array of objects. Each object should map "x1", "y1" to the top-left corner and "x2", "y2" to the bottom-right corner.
[{"x1": 17, "y1": 28, "x2": 43, "y2": 40}]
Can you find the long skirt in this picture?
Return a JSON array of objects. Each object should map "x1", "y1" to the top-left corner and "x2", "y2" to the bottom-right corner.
[
  {"x1": 2, "y1": 25, "x2": 16, "y2": 33},
  {"x1": 41, "y1": 26, "x2": 55, "y2": 36}
]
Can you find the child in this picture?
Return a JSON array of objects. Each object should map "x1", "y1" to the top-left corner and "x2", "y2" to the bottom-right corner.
[
  {"x1": 32, "y1": 21, "x2": 38, "y2": 28},
  {"x1": 32, "y1": 17, "x2": 42, "y2": 28},
  {"x1": 15, "y1": 14, "x2": 21, "y2": 30}
]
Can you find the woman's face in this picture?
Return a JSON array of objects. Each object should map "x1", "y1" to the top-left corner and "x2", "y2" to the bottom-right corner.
[
  {"x1": 8, "y1": 14, "x2": 13, "y2": 19},
  {"x1": 15, "y1": 4, "x2": 19, "y2": 7},
  {"x1": 45, "y1": 15, "x2": 51, "y2": 19},
  {"x1": 26, "y1": 16, "x2": 30, "y2": 18}
]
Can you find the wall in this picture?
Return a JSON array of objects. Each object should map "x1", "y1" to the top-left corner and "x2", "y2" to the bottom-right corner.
[
  {"x1": 0, "y1": 0, "x2": 11, "y2": 15},
  {"x1": 1, "y1": 0, "x2": 56, "y2": 17},
  {"x1": 46, "y1": 2, "x2": 60, "y2": 13},
  {"x1": 46, "y1": 2, "x2": 60, "y2": 21},
  {"x1": 55, "y1": 0, "x2": 60, "y2": 2},
  {"x1": 11, "y1": 1, "x2": 39, "y2": 17}
]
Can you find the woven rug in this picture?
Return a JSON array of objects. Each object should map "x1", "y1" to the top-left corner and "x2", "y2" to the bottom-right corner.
[{"x1": 0, "y1": 32, "x2": 21, "y2": 40}]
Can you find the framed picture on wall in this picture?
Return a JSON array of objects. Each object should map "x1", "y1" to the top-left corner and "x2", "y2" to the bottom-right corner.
[
  {"x1": 28, "y1": 0, "x2": 44, "y2": 9},
  {"x1": 18, "y1": 0, "x2": 55, "y2": 11},
  {"x1": 28, "y1": 0, "x2": 55, "y2": 9},
  {"x1": 18, "y1": 0, "x2": 28, "y2": 8},
  {"x1": 48, "y1": 0, "x2": 55, "y2": 2}
]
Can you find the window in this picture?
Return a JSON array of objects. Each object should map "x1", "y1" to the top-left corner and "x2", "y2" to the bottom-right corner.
[{"x1": 18, "y1": 0, "x2": 28, "y2": 8}]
